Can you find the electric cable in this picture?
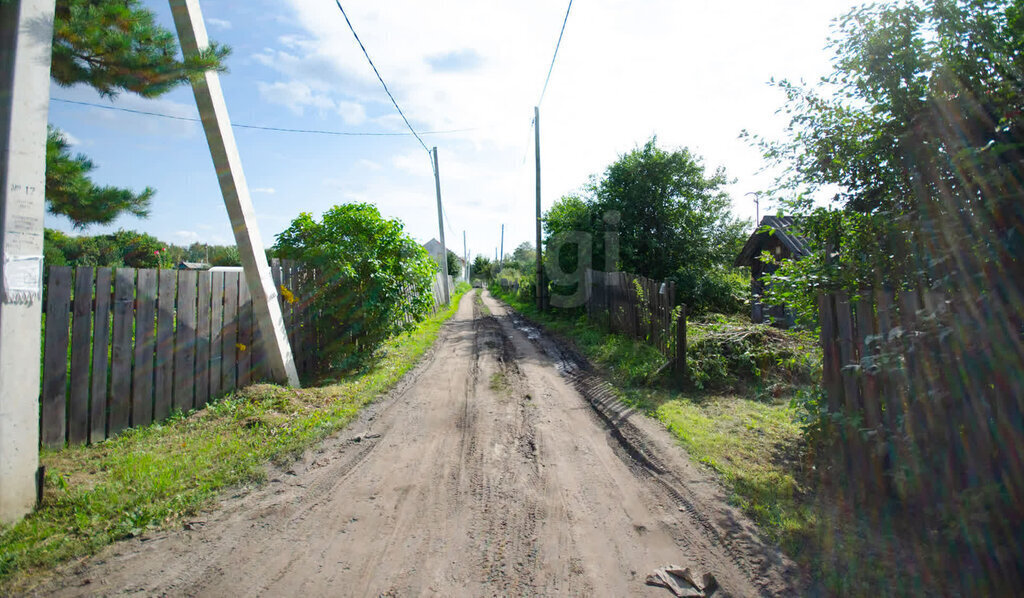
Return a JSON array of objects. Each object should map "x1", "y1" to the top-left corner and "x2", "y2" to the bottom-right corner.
[
  {"x1": 538, "y1": 0, "x2": 574, "y2": 106},
  {"x1": 334, "y1": 0, "x2": 431, "y2": 153},
  {"x1": 50, "y1": 98, "x2": 472, "y2": 137}
]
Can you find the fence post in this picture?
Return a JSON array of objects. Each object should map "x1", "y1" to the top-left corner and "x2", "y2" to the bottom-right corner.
[{"x1": 673, "y1": 304, "x2": 687, "y2": 384}]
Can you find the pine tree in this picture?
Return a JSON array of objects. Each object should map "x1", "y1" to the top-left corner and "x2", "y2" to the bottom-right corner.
[
  {"x1": 45, "y1": 127, "x2": 154, "y2": 227},
  {"x1": 41, "y1": 0, "x2": 230, "y2": 227}
]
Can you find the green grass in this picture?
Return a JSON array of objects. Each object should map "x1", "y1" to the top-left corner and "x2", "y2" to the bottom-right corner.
[
  {"x1": 474, "y1": 288, "x2": 491, "y2": 316},
  {"x1": 655, "y1": 396, "x2": 812, "y2": 542},
  {"x1": 0, "y1": 287, "x2": 469, "y2": 593}
]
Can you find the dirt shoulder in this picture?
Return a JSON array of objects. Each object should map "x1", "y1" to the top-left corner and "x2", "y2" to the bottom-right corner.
[{"x1": 34, "y1": 290, "x2": 796, "y2": 597}]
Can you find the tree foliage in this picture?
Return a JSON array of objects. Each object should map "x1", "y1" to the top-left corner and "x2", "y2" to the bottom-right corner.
[
  {"x1": 445, "y1": 249, "x2": 461, "y2": 277},
  {"x1": 471, "y1": 255, "x2": 492, "y2": 282},
  {"x1": 45, "y1": 127, "x2": 153, "y2": 227},
  {"x1": 43, "y1": 228, "x2": 241, "y2": 268},
  {"x1": 274, "y1": 204, "x2": 436, "y2": 370},
  {"x1": 749, "y1": 0, "x2": 1024, "y2": 314},
  {"x1": 749, "y1": 2, "x2": 1024, "y2": 590},
  {"x1": 544, "y1": 137, "x2": 749, "y2": 313},
  {"x1": 51, "y1": 0, "x2": 229, "y2": 98},
  {"x1": 44, "y1": 0, "x2": 230, "y2": 228}
]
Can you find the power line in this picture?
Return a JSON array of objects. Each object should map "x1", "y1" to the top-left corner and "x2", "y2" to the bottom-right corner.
[
  {"x1": 334, "y1": 0, "x2": 430, "y2": 153},
  {"x1": 50, "y1": 98, "x2": 472, "y2": 137},
  {"x1": 538, "y1": 0, "x2": 574, "y2": 106}
]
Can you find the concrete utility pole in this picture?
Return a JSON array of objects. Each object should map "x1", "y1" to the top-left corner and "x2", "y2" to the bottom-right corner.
[
  {"x1": 534, "y1": 106, "x2": 543, "y2": 311},
  {"x1": 499, "y1": 223, "x2": 504, "y2": 267},
  {"x1": 462, "y1": 230, "x2": 467, "y2": 283},
  {"x1": 431, "y1": 147, "x2": 450, "y2": 305},
  {"x1": 168, "y1": 0, "x2": 297, "y2": 387},
  {"x1": 0, "y1": 0, "x2": 55, "y2": 524}
]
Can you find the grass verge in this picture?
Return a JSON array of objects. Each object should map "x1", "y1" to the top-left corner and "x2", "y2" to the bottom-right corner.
[{"x1": 0, "y1": 286, "x2": 469, "y2": 592}]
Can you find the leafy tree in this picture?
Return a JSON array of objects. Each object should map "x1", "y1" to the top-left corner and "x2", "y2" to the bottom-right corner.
[
  {"x1": 274, "y1": 203, "x2": 436, "y2": 370},
  {"x1": 39, "y1": 0, "x2": 230, "y2": 228},
  {"x1": 749, "y1": 2, "x2": 1024, "y2": 591},
  {"x1": 471, "y1": 255, "x2": 492, "y2": 282},
  {"x1": 749, "y1": 0, "x2": 1024, "y2": 312},
  {"x1": 445, "y1": 249, "x2": 461, "y2": 277},
  {"x1": 42, "y1": 228, "x2": 167, "y2": 267},
  {"x1": 544, "y1": 137, "x2": 748, "y2": 312},
  {"x1": 510, "y1": 242, "x2": 536, "y2": 272}
]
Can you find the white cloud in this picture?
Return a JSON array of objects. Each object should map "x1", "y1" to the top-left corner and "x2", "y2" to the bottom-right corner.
[
  {"x1": 174, "y1": 230, "x2": 201, "y2": 242},
  {"x1": 337, "y1": 101, "x2": 366, "y2": 125},
  {"x1": 207, "y1": 17, "x2": 232, "y2": 30},
  {"x1": 257, "y1": 81, "x2": 335, "y2": 115},
  {"x1": 255, "y1": 0, "x2": 864, "y2": 256},
  {"x1": 61, "y1": 131, "x2": 82, "y2": 146},
  {"x1": 392, "y1": 152, "x2": 433, "y2": 178},
  {"x1": 251, "y1": 187, "x2": 276, "y2": 194}
]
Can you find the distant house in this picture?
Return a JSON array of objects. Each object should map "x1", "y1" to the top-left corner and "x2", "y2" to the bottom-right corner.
[
  {"x1": 734, "y1": 215, "x2": 810, "y2": 327},
  {"x1": 422, "y1": 238, "x2": 464, "y2": 276},
  {"x1": 177, "y1": 261, "x2": 211, "y2": 270}
]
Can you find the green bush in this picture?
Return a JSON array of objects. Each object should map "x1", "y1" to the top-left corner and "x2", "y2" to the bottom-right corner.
[{"x1": 274, "y1": 203, "x2": 437, "y2": 370}]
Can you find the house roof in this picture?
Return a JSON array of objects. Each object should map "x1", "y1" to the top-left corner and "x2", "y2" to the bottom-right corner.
[
  {"x1": 734, "y1": 215, "x2": 811, "y2": 267},
  {"x1": 422, "y1": 239, "x2": 465, "y2": 265}
]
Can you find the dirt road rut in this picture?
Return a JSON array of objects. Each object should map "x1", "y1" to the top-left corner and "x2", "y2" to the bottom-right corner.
[{"x1": 39, "y1": 291, "x2": 797, "y2": 597}]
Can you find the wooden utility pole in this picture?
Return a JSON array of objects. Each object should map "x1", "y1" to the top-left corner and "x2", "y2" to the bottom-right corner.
[
  {"x1": 432, "y1": 147, "x2": 450, "y2": 305},
  {"x1": 169, "y1": 0, "x2": 297, "y2": 387},
  {"x1": 499, "y1": 224, "x2": 504, "y2": 267},
  {"x1": 534, "y1": 106, "x2": 543, "y2": 311},
  {"x1": 0, "y1": 0, "x2": 55, "y2": 524}
]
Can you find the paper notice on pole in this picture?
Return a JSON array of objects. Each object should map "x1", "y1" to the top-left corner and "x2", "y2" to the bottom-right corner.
[{"x1": 3, "y1": 255, "x2": 42, "y2": 304}]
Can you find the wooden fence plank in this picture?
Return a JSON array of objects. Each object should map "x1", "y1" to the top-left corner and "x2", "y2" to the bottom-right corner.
[
  {"x1": 41, "y1": 266, "x2": 72, "y2": 447},
  {"x1": 854, "y1": 295, "x2": 881, "y2": 429},
  {"x1": 818, "y1": 294, "x2": 842, "y2": 414},
  {"x1": 209, "y1": 271, "x2": 224, "y2": 398},
  {"x1": 195, "y1": 272, "x2": 212, "y2": 408},
  {"x1": 174, "y1": 271, "x2": 198, "y2": 411},
  {"x1": 221, "y1": 272, "x2": 239, "y2": 393},
  {"x1": 154, "y1": 269, "x2": 176, "y2": 420},
  {"x1": 834, "y1": 292, "x2": 861, "y2": 414},
  {"x1": 237, "y1": 277, "x2": 252, "y2": 387},
  {"x1": 875, "y1": 289, "x2": 902, "y2": 436},
  {"x1": 108, "y1": 268, "x2": 135, "y2": 436},
  {"x1": 131, "y1": 269, "x2": 157, "y2": 427},
  {"x1": 68, "y1": 267, "x2": 94, "y2": 445},
  {"x1": 89, "y1": 268, "x2": 112, "y2": 443}
]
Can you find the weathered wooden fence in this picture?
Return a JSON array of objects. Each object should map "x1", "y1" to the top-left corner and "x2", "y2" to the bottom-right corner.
[
  {"x1": 497, "y1": 269, "x2": 687, "y2": 376},
  {"x1": 816, "y1": 288, "x2": 1015, "y2": 503},
  {"x1": 39, "y1": 260, "x2": 320, "y2": 447},
  {"x1": 585, "y1": 269, "x2": 680, "y2": 358}
]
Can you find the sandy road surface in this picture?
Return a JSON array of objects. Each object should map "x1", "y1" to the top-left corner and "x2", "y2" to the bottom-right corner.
[{"x1": 38, "y1": 290, "x2": 797, "y2": 597}]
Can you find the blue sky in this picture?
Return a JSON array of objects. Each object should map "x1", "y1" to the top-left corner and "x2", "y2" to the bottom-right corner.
[{"x1": 46, "y1": 0, "x2": 861, "y2": 259}]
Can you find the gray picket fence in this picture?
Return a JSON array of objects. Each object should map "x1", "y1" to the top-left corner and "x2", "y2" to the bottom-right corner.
[{"x1": 39, "y1": 260, "x2": 320, "y2": 447}]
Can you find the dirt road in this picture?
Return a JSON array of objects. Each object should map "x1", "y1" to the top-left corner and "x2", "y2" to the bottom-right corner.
[{"x1": 39, "y1": 291, "x2": 796, "y2": 597}]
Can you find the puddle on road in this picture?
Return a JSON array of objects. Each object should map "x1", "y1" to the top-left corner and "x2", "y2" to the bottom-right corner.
[{"x1": 508, "y1": 313, "x2": 581, "y2": 376}]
